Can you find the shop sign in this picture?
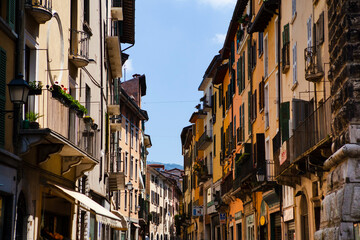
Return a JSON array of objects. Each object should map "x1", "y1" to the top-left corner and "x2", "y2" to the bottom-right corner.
[
  {"x1": 219, "y1": 213, "x2": 226, "y2": 224},
  {"x1": 234, "y1": 211, "x2": 242, "y2": 221},
  {"x1": 280, "y1": 142, "x2": 287, "y2": 165},
  {"x1": 283, "y1": 207, "x2": 294, "y2": 222},
  {"x1": 192, "y1": 206, "x2": 203, "y2": 216}
]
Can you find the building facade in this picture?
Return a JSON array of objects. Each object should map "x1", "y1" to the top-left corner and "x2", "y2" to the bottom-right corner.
[{"x1": 181, "y1": 0, "x2": 359, "y2": 239}]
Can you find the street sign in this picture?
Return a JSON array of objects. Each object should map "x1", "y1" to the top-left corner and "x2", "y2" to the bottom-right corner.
[
  {"x1": 219, "y1": 213, "x2": 226, "y2": 224},
  {"x1": 192, "y1": 206, "x2": 203, "y2": 216}
]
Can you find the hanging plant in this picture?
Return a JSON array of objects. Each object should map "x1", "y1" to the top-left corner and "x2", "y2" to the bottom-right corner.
[{"x1": 28, "y1": 81, "x2": 43, "y2": 95}]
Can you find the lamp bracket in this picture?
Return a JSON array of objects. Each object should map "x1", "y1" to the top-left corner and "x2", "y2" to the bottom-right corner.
[{"x1": 0, "y1": 110, "x2": 16, "y2": 119}]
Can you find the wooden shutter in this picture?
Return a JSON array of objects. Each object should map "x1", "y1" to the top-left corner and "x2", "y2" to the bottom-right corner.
[
  {"x1": 7, "y1": 0, "x2": 15, "y2": 30},
  {"x1": 283, "y1": 24, "x2": 290, "y2": 46},
  {"x1": 242, "y1": 52, "x2": 246, "y2": 89},
  {"x1": 256, "y1": 133, "x2": 265, "y2": 169},
  {"x1": 248, "y1": 39, "x2": 252, "y2": 79},
  {"x1": 242, "y1": 103, "x2": 245, "y2": 140},
  {"x1": 280, "y1": 102, "x2": 290, "y2": 143},
  {"x1": 0, "y1": 48, "x2": 6, "y2": 148}
]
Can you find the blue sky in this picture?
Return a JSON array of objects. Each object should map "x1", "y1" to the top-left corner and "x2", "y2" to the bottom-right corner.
[{"x1": 123, "y1": 0, "x2": 236, "y2": 165}]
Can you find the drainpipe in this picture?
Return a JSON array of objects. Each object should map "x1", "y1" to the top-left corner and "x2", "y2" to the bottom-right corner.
[
  {"x1": 99, "y1": 0, "x2": 104, "y2": 184},
  {"x1": 13, "y1": 0, "x2": 25, "y2": 239}
]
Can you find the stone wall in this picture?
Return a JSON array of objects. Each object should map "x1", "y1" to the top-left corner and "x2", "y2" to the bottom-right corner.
[{"x1": 327, "y1": 0, "x2": 360, "y2": 151}]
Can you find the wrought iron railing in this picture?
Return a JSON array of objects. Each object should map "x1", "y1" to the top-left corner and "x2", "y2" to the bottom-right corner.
[
  {"x1": 288, "y1": 97, "x2": 331, "y2": 163},
  {"x1": 26, "y1": 0, "x2": 52, "y2": 10},
  {"x1": 69, "y1": 29, "x2": 90, "y2": 60},
  {"x1": 220, "y1": 171, "x2": 233, "y2": 196},
  {"x1": 197, "y1": 131, "x2": 212, "y2": 151},
  {"x1": 305, "y1": 46, "x2": 324, "y2": 81}
]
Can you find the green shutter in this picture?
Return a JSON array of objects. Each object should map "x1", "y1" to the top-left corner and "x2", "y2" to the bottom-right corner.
[
  {"x1": 280, "y1": 102, "x2": 290, "y2": 143},
  {"x1": 242, "y1": 52, "x2": 245, "y2": 90},
  {"x1": 7, "y1": 0, "x2": 16, "y2": 30},
  {"x1": 231, "y1": 41, "x2": 235, "y2": 66},
  {"x1": 247, "y1": 39, "x2": 251, "y2": 79},
  {"x1": 242, "y1": 103, "x2": 245, "y2": 140},
  {"x1": 0, "y1": 48, "x2": 7, "y2": 148}
]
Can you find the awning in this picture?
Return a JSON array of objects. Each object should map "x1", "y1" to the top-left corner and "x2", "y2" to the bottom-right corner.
[{"x1": 51, "y1": 184, "x2": 125, "y2": 229}]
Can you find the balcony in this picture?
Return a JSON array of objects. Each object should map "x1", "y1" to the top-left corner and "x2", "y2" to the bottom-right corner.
[
  {"x1": 108, "y1": 172, "x2": 125, "y2": 191},
  {"x1": 197, "y1": 131, "x2": 212, "y2": 151},
  {"x1": 305, "y1": 46, "x2": 324, "y2": 82},
  {"x1": 25, "y1": 0, "x2": 52, "y2": 24},
  {"x1": 201, "y1": 96, "x2": 212, "y2": 112},
  {"x1": 106, "y1": 21, "x2": 123, "y2": 79},
  {"x1": 234, "y1": 145, "x2": 254, "y2": 184},
  {"x1": 69, "y1": 29, "x2": 90, "y2": 67},
  {"x1": 282, "y1": 44, "x2": 290, "y2": 73},
  {"x1": 220, "y1": 171, "x2": 233, "y2": 203},
  {"x1": 111, "y1": 0, "x2": 124, "y2": 20},
  {"x1": 275, "y1": 98, "x2": 332, "y2": 185}
]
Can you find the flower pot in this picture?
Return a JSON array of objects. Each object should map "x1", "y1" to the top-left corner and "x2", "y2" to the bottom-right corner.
[
  {"x1": 22, "y1": 119, "x2": 30, "y2": 129},
  {"x1": 29, "y1": 122, "x2": 40, "y2": 129},
  {"x1": 91, "y1": 123, "x2": 98, "y2": 130},
  {"x1": 62, "y1": 96, "x2": 72, "y2": 107},
  {"x1": 28, "y1": 89, "x2": 42, "y2": 95},
  {"x1": 51, "y1": 85, "x2": 62, "y2": 100},
  {"x1": 70, "y1": 104, "x2": 79, "y2": 112},
  {"x1": 83, "y1": 117, "x2": 93, "y2": 125}
]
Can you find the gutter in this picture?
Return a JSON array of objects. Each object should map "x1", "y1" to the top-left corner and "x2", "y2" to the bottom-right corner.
[{"x1": 323, "y1": 144, "x2": 360, "y2": 170}]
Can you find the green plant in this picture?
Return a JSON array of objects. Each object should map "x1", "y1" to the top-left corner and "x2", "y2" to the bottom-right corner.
[
  {"x1": 28, "y1": 81, "x2": 43, "y2": 90},
  {"x1": 25, "y1": 111, "x2": 43, "y2": 122}
]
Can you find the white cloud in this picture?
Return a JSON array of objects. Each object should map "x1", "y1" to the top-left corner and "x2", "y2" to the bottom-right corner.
[
  {"x1": 197, "y1": 0, "x2": 236, "y2": 8},
  {"x1": 213, "y1": 33, "x2": 226, "y2": 45}
]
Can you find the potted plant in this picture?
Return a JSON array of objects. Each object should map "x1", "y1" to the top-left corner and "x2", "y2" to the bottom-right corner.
[
  {"x1": 28, "y1": 81, "x2": 43, "y2": 95},
  {"x1": 83, "y1": 116, "x2": 93, "y2": 124},
  {"x1": 25, "y1": 111, "x2": 43, "y2": 129},
  {"x1": 239, "y1": 14, "x2": 250, "y2": 27},
  {"x1": 47, "y1": 84, "x2": 62, "y2": 100}
]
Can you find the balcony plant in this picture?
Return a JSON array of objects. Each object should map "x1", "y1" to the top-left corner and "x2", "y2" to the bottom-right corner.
[
  {"x1": 28, "y1": 81, "x2": 43, "y2": 95},
  {"x1": 239, "y1": 14, "x2": 250, "y2": 27},
  {"x1": 25, "y1": 111, "x2": 43, "y2": 129},
  {"x1": 193, "y1": 158, "x2": 206, "y2": 175}
]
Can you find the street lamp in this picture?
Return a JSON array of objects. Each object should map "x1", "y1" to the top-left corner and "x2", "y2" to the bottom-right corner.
[
  {"x1": 126, "y1": 181, "x2": 133, "y2": 240},
  {"x1": 8, "y1": 74, "x2": 30, "y2": 104},
  {"x1": 1, "y1": 74, "x2": 30, "y2": 152}
]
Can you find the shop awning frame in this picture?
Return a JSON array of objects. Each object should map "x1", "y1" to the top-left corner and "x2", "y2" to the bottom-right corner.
[{"x1": 50, "y1": 183, "x2": 126, "y2": 229}]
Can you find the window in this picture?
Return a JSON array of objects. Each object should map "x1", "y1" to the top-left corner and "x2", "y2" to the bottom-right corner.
[
  {"x1": 125, "y1": 121, "x2": 129, "y2": 144},
  {"x1": 213, "y1": 135, "x2": 216, "y2": 156},
  {"x1": 130, "y1": 192, "x2": 133, "y2": 211},
  {"x1": 116, "y1": 148, "x2": 121, "y2": 172},
  {"x1": 130, "y1": 126, "x2": 134, "y2": 148},
  {"x1": 293, "y1": 43, "x2": 297, "y2": 85},
  {"x1": 307, "y1": 16, "x2": 312, "y2": 48},
  {"x1": 135, "y1": 129, "x2": 139, "y2": 151},
  {"x1": 135, "y1": 159, "x2": 138, "y2": 181},
  {"x1": 236, "y1": 223, "x2": 242, "y2": 240},
  {"x1": 292, "y1": 0, "x2": 296, "y2": 18},
  {"x1": 258, "y1": 32, "x2": 264, "y2": 57},
  {"x1": 124, "y1": 152, "x2": 128, "y2": 175},
  {"x1": 264, "y1": 34, "x2": 269, "y2": 78},
  {"x1": 258, "y1": 78, "x2": 265, "y2": 111},
  {"x1": 124, "y1": 190, "x2": 127, "y2": 210},
  {"x1": 0, "y1": 0, "x2": 15, "y2": 30},
  {"x1": 130, "y1": 156, "x2": 134, "y2": 178},
  {"x1": 84, "y1": 0, "x2": 90, "y2": 25},
  {"x1": 275, "y1": 71, "x2": 279, "y2": 119},
  {"x1": 85, "y1": 84, "x2": 91, "y2": 114},
  {"x1": 265, "y1": 83, "x2": 269, "y2": 129}
]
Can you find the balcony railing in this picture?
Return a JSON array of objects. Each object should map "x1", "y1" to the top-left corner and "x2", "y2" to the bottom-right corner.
[
  {"x1": 288, "y1": 97, "x2": 331, "y2": 163},
  {"x1": 305, "y1": 46, "x2": 324, "y2": 82},
  {"x1": 197, "y1": 131, "x2": 212, "y2": 151},
  {"x1": 69, "y1": 29, "x2": 90, "y2": 67},
  {"x1": 234, "y1": 152, "x2": 254, "y2": 183},
  {"x1": 25, "y1": 0, "x2": 52, "y2": 24},
  {"x1": 282, "y1": 44, "x2": 290, "y2": 73},
  {"x1": 220, "y1": 171, "x2": 233, "y2": 197}
]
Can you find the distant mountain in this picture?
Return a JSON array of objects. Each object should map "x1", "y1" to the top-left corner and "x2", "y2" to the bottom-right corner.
[{"x1": 147, "y1": 161, "x2": 183, "y2": 170}]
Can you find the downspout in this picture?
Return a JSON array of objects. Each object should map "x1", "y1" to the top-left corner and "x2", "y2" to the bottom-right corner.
[
  {"x1": 99, "y1": 0, "x2": 104, "y2": 183},
  {"x1": 13, "y1": 0, "x2": 25, "y2": 238}
]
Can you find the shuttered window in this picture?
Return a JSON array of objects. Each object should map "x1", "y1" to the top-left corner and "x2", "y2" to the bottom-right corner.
[
  {"x1": 7, "y1": 0, "x2": 15, "y2": 30},
  {"x1": 242, "y1": 52, "x2": 245, "y2": 89},
  {"x1": 293, "y1": 43, "x2": 297, "y2": 84},
  {"x1": 282, "y1": 24, "x2": 290, "y2": 47},
  {"x1": 248, "y1": 91, "x2": 251, "y2": 134},
  {"x1": 258, "y1": 32, "x2": 264, "y2": 56},
  {"x1": 237, "y1": 58, "x2": 241, "y2": 94},
  {"x1": 280, "y1": 102, "x2": 290, "y2": 143},
  {"x1": 316, "y1": 12, "x2": 324, "y2": 45},
  {"x1": 0, "y1": 48, "x2": 6, "y2": 148}
]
